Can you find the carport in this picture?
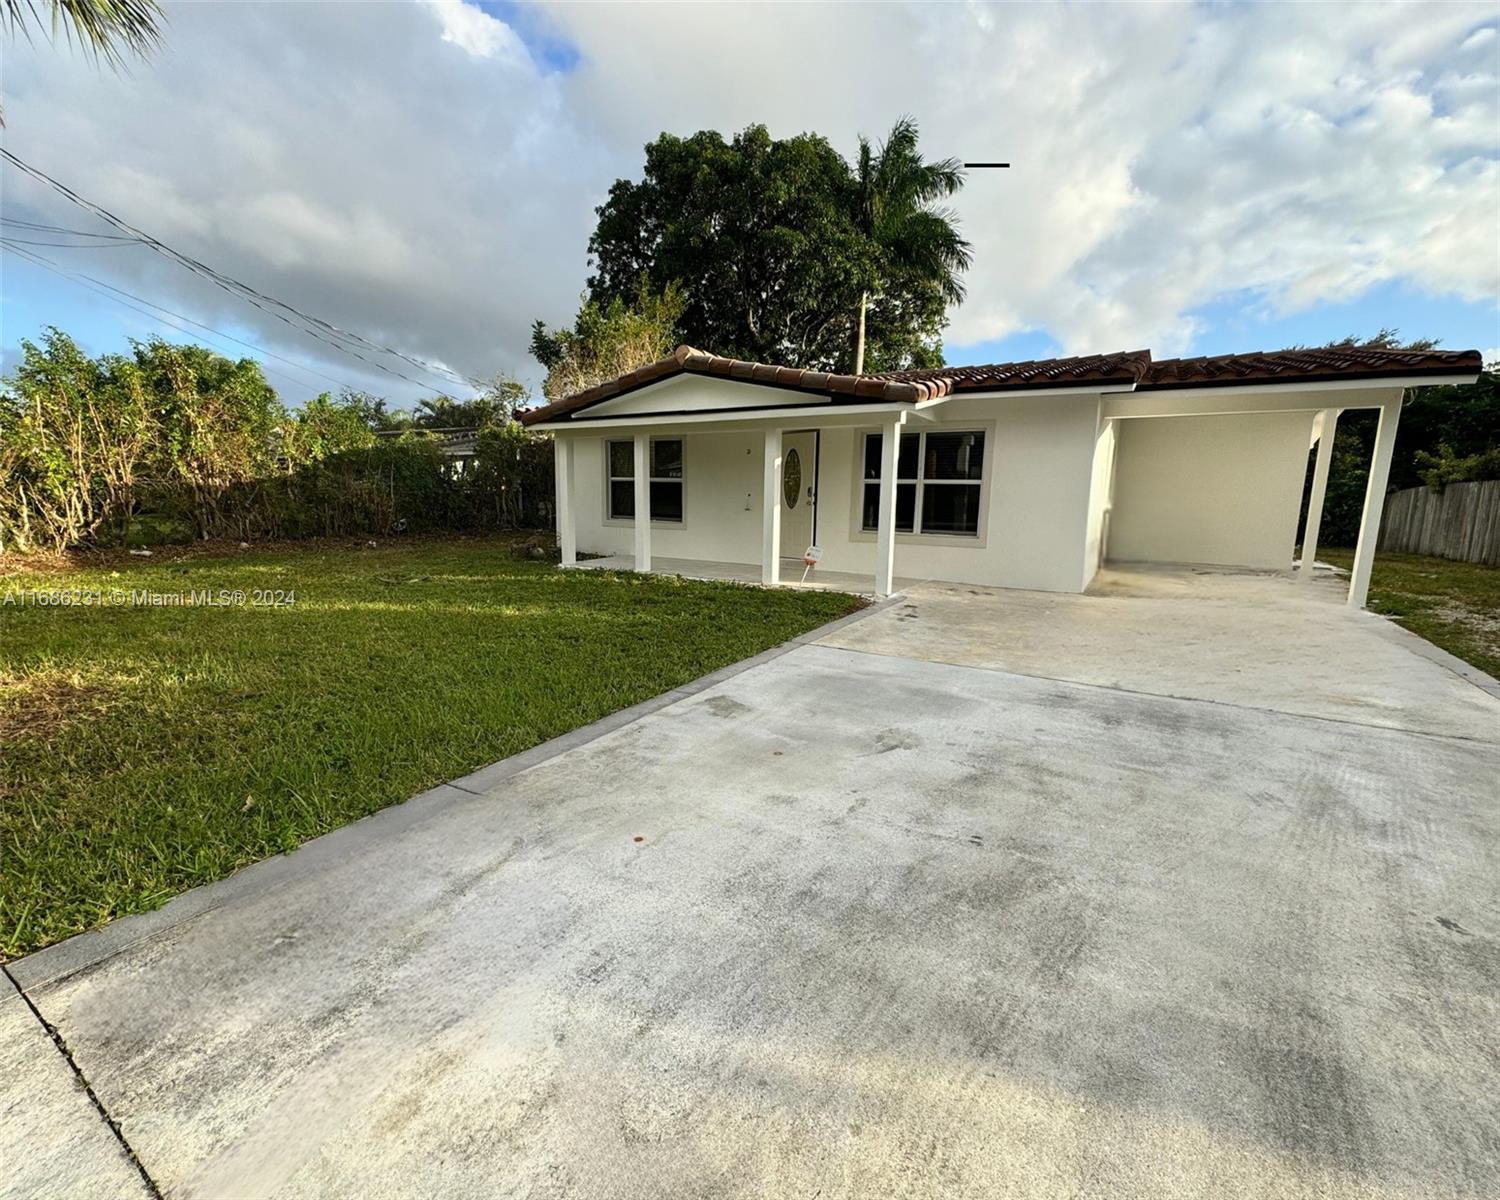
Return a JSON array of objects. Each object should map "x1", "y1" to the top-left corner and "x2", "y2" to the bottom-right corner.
[{"x1": 1096, "y1": 353, "x2": 1470, "y2": 608}]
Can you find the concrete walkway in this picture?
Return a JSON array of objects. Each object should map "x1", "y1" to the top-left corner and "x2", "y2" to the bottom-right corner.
[{"x1": 5, "y1": 569, "x2": 1498, "y2": 1198}]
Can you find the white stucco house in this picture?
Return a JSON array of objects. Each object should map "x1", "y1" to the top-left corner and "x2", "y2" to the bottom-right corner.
[{"x1": 519, "y1": 344, "x2": 1482, "y2": 607}]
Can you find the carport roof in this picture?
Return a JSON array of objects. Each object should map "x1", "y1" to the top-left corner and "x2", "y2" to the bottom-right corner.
[{"x1": 517, "y1": 343, "x2": 1482, "y2": 426}]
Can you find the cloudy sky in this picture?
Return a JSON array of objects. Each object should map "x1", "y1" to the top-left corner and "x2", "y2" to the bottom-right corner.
[{"x1": 2, "y1": 0, "x2": 1497, "y2": 409}]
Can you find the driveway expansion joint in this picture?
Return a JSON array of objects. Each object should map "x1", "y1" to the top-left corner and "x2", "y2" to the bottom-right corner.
[
  {"x1": 2, "y1": 964, "x2": 163, "y2": 1200},
  {"x1": 818, "y1": 640, "x2": 1500, "y2": 748}
]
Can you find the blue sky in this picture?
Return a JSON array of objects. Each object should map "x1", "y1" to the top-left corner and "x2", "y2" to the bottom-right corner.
[
  {"x1": 959, "y1": 284, "x2": 1500, "y2": 370},
  {"x1": 3, "y1": 1, "x2": 1497, "y2": 408}
]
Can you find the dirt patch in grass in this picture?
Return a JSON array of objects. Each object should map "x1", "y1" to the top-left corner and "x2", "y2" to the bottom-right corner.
[{"x1": 0, "y1": 669, "x2": 117, "y2": 744}]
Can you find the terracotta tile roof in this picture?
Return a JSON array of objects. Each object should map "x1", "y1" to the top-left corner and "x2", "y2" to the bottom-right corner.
[
  {"x1": 519, "y1": 345, "x2": 936, "y2": 426},
  {"x1": 518, "y1": 344, "x2": 1481, "y2": 426},
  {"x1": 1139, "y1": 346, "x2": 1482, "y2": 390},
  {"x1": 865, "y1": 351, "x2": 1152, "y2": 392}
]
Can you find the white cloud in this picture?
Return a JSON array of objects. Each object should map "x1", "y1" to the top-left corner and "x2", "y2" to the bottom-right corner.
[
  {"x1": 423, "y1": 0, "x2": 525, "y2": 62},
  {"x1": 2, "y1": 0, "x2": 1496, "y2": 399}
]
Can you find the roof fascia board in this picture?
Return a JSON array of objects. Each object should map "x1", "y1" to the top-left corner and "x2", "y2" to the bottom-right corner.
[
  {"x1": 1136, "y1": 373, "x2": 1477, "y2": 399},
  {"x1": 915, "y1": 381, "x2": 1138, "y2": 410},
  {"x1": 530, "y1": 402, "x2": 920, "y2": 433},
  {"x1": 1104, "y1": 386, "x2": 1406, "y2": 420}
]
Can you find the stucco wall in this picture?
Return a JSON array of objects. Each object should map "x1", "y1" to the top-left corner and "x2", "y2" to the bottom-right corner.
[
  {"x1": 1108, "y1": 411, "x2": 1316, "y2": 570},
  {"x1": 566, "y1": 391, "x2": 1109, "y2": 593},
  {"x1": 812, "y1": 393, "x2": 1103, "y2": 593},
  {"x1": 571, "y1": 430, "x2": 766, "y2": 563}
]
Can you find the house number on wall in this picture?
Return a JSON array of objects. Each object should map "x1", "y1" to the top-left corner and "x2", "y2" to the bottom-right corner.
[{"x1": 783, "y1": 448, "x2": 802, "y2": 509}]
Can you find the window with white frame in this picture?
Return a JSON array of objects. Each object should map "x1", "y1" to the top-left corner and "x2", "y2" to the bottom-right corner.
[
  {"x1": 861, "y1": 429, "x2": 985, "y2": 536},
  {"x1": 607, "y1": 438, "x2": 684, "y2": 522}
]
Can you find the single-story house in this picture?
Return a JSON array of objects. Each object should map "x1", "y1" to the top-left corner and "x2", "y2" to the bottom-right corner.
[{"x1": 518, "y1": 345, "x2": 1482, "y2": 607}]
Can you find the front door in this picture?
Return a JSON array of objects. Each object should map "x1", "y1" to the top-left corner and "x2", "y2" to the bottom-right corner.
[{"x1": 781, "y1": 432, "x2": 817, "y2": 557}]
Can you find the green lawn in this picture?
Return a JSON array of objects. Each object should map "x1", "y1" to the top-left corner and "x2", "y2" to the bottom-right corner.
[
  {"x1": 1320, "y1": 548, "x2": 1500, "y2": 678},
  {"x1": 0, "y1": 538, "x2": 861, "y2": 958}
]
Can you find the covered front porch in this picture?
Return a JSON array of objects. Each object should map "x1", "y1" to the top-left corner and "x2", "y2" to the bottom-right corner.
[{"x1": 553, "y1": 413, "x2": 920, "y2": 599}]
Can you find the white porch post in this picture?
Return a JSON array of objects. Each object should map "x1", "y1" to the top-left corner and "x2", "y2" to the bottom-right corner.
[
  {"x1": 762, "y1": 427, "x2": 783, "y2": 585},
  {"x1": 1298, "y1": 407, "x2": 1339, "y2": 580},
  {"x1": 633, "y1": 432, "x2": 651, "y2": 573},
  {"x1": 1347, "y1": 393, "x2": 1402, "y2": 609},
  {"x1": 553, "y1": 435, "x2": 576, "y2": 567},
  {"x1": 873, "y1": 416, "x2": 901, "y2": 599}
]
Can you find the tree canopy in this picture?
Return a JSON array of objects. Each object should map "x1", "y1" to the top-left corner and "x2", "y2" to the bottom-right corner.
[
  {"x1": 582, "y1": 122, "x2": 967, "y2": 375},
  {"x1": 530, "y1": 284, "x2": 686, "y2": 402},
  {"x1": 851, "y1": 117, "x2": 970, "y2": 373}
]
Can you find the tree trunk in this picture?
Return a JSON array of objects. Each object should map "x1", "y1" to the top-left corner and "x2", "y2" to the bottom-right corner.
[{"x1": 853, "y1": 291, "x2": 868, "y2": 375}]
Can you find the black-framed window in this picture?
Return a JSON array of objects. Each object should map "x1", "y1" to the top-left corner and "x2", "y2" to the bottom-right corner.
[
  {"x1": 861, "y1": 430, "x2": 984, "y2": 536},
  {"x1": 608, "y1": 438, "x2": 684, "y2": 522}
]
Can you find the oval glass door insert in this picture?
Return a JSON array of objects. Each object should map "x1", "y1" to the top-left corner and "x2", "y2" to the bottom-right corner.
[{"x1": 783, "y1": 448, "x2": 802, "y2": 508}]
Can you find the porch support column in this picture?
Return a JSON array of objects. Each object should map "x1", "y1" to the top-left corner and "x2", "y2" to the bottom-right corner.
[
  {"x1": 873, "y1": 415, "x2": 901, "y2": 599},
  {"x1": 1347, "y1": 392, "x2": 1402, "y2": 610},
  {"x1": 633, "y1": 432, "x2": 651, "y2": 573},
  {"x1": 762, "y1": 427, "x2": 783, "y2": 585},
  {"x1": 553, "y1": 435, "x2": 576, "y2": 567},
  {"x1": 1298, "y1": 408, "x2": 1338, "y2": 581}
]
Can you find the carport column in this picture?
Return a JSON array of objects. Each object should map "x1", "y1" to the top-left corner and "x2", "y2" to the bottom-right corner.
[
  {"x1": 762, "y1": 427, "x2": 783, "y2": 585},
  {"x1": 873, "y1": 415, "x2": 901, "y2": 599},
  {"x1": 553, "y1": 435, "x2": 576, "y2": 567},
  {"x1": 1347, "y1": 392, "x2": 1402, "y2": 609},
  {"x1": 633, "y1": 432, "x2": 651, "y2": 573},
  {"x1": 1298, "y1": 408, "x2": 1339, "y2": 581}
]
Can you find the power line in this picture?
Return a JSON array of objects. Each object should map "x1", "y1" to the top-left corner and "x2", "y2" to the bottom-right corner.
[
  {"x1": 0, "y1": 147, "x2": 472, "y2": 390},
  {"x1": 0, "y1": 217, "x2": 138, "y2": 240},
  {"x1": 0, "y1": 147, "x2": 478, "y2": 392},
  {"x1": 1, "y1": 238, "x2": 362, "y2": 396},
  {"x1": 0, "y1": 235, "x2": 141, "y2": 248},
  {"x1": 3, "y1": 239, "x2": 338, "y2": 397}
]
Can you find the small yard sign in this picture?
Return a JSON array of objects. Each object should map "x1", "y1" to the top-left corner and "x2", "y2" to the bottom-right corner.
[{"x1": 800, "y1": 545, "x2": 822, "y2": 583}]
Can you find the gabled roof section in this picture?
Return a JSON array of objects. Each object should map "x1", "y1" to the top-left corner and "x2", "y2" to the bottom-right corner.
[
  {"x1": 517, "y1": 344, "x2": 1483, "y2": 426},
  {"x1": 519, "y1": 345, "x2": 936, "y2": 426},
  {"x1": 518, "y1": 346, "x2": 1152, "y2": 426},
  {"x1": 1140, "y1": 346, "x2": 1482, "y2": 390}
]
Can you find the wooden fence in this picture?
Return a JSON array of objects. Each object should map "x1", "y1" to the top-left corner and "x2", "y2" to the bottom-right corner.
[{"x1": 1378, "y1": 479, "x2": 1500, "y2": 566}]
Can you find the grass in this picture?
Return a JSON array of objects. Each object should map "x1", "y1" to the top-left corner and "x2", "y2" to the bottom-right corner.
[
  {"x1": 1319, "y1": 548, "x2": 1500, "y2": 678},
  {"x1": 0, "y1": 536, "x2": 862, "y2": 958}
]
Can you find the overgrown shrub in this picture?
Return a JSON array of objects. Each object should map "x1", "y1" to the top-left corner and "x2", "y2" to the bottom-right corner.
[{"x1": 0, "y1": 329, "x2": 555, "y2": 552}]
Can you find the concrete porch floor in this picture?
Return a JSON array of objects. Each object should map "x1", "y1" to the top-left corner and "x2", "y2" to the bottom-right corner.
[{"x1": 571, "y1": 554, "x2": 926, "y2": 596}]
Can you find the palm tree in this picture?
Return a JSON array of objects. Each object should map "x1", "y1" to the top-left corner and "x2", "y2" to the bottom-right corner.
[
  {"x1": 3, "y1": 0, "x2": 163, "y2": 68},
  {"x1": 851, "y1": 117, "x2": 972, "y2": 374}
]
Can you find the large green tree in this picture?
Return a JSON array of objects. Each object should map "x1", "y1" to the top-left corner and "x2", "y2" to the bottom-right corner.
[
  {"x1": 584, "y1": 123, "x2": 967, "y2": 374},
  {"x1": 851, "y1": 118, "x2": 971, "y2": 374}
]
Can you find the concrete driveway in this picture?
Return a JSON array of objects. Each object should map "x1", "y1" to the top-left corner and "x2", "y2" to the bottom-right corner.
[{"x1": 6, "y1": 568, "x2": 1498, "y2": 1199}]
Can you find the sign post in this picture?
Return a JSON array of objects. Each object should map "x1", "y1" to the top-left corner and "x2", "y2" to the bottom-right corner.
[{"x1": 799, "y1": 545, "x2": 822, "y2": 585}]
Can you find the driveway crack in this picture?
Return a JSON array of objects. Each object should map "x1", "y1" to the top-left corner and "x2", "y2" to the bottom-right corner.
[{"x1": 2, "y1": 964, "x2": 164, "y2": 1199}]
